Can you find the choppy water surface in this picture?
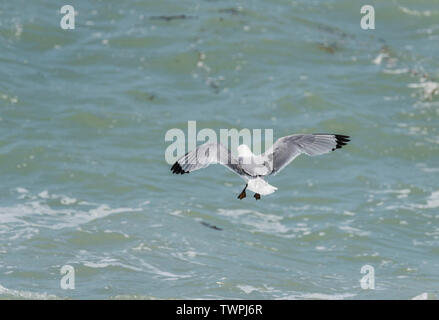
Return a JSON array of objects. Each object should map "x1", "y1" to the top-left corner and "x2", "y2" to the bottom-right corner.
[{"x1": 1, "y1": 0, "x2": 439, "y2": 299}]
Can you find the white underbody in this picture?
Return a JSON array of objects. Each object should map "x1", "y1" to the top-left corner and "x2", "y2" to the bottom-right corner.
[
  {"x1": 247, "y1": 177, "x2": 277, "y2": 195},
  {"x1": 237, "y1": 145, "x2": 277, "y2": 195}
]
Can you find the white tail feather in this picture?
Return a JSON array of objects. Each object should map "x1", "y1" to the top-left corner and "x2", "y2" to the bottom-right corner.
[{"x1": 247, "y1": 177, "x2": 277, "y2": 195}]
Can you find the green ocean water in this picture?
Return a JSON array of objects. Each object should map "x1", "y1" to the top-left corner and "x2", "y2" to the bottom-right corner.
[{"x1": 0, "y1": 0, "x2": 439, "y2": 299}]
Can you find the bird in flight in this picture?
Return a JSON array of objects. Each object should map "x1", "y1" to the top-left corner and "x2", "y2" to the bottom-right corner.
[{"x1": 171, "y1": 133, "x2": 350, "y2": 200}]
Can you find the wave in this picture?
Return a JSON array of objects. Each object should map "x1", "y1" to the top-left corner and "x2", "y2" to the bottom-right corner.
[{"x1": 0, "y1": 283, "x2": 60, "y2": 300}]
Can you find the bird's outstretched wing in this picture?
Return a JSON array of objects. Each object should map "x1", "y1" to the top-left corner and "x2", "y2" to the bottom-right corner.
[
  {"x1": 170, "y1": 142, "x2": 249, "y2": 177},
  {"x1": 263, "y1": 133, "x2": 350, "y2": 176}
]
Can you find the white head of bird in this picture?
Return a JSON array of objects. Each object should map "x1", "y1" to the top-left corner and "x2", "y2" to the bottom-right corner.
[{"x1": 237, "y1": 144, "x2": 253, "y2": 158}]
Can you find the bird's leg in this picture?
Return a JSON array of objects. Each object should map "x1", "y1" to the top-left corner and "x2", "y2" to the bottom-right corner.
[
  {"x1": 237, "y1": 184, "x2": 248, "y2": 200},
  {"x1": 254, "y1": 193, "x2": 261, "y2": 200}
]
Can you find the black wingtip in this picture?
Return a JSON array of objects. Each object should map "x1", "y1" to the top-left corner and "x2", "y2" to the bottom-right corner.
[
  {"x1": 333, "y1": 134, "x2": 350, "y2": 151},
  {"x1": 170, "y1": 161, "x2": 189, "y2": 174}
]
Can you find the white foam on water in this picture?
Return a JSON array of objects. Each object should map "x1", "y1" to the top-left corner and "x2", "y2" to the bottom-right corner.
[
  {"x1": 217, "y1": 209, "x2": 289, "y2": 234},
  {"x1": 237, "y1": 284, "x2": 277, "y2": 295},
  {"x1": 172, "y1": 250, "x2": 207, "y2": 266},
  {"x1": 237, "y1": 285, "x2": 259, "y2": 294},
  {"x1": 15, "y1": 187, "x2": 28, "y2": 194},
  {"x1": 124, "y1": 255, "x2": 192, "y2": 281},
  {"x1": 408, "y1": 81, "x2": 439, "y2": 100},
  {"x1": 0, "y1": 283, "x2": 60, "y2": 300},
  {"x1": 412, "y1": 292, "x2": 436, "y2": 300},
  {"x1": 395, "y1": 190, "x2": 439, "y2": 211},
  {"x1": 339, "y1": 225, "x2": 371, "y2": 237},
  {"x1": 60, "y1": 196, "x2": 77, "y2": 205},
  {"x1": 372, "y1": 52, "x2": 389, "y2": 65},
  {"x1": 280, "y1": 292, "x2": 356, "y2": 300},
  {"x1": 38, "y1": 190, "x2": 50, "y2": 199},
  {"x1": 425, "y1": 190, "x2": 439, "y2": 209},
  {"x1": 0, "y1": 201, "x2": 142, "y2": 231},
  {"x1": 139, "y1": 260, "x2": 192, "y2": 281},
  {"x1": 383, "y1": 68, "x2": 409, "y2": 75},
  {"x1": 217, "y1": 208, "x2": 252, "y2": 217},
  {"x1": 399, "y1": 6, "x2": 436, "y2": 17},
  {"x1": 83, "y1": 259, "x2": 142, "y2": 272},
  {"x1": 371, "y1": 188, "x2": 411, "y2": 196},
  {"x1": 339, "y1": 219, "x2": 370, "y2": 237},
  {"x1": 0, "y1": 189, "x2": 144, "y2": 239},
  {"x1": 132, "y1": 242, "x2": 152, "y2": 252},
  {"x1": 303, "y1": 292, "x2": 356, "y2": 300},
  {"x1": 112, "y1": 294, "x2": 157, "y2": 300},
  {"x1": 169, "y1": 210, "x2": 182, "y2": 216}
]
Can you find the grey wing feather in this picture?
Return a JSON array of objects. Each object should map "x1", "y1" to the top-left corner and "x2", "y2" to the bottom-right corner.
[
  {"x1": 170, "y1": 142, "x2": 248, "y2": 177},
  {"x1": 264, "y1": 133, "x2": 350, "y2": 176}
]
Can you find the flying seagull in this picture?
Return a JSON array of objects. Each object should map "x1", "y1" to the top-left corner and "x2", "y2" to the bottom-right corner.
[{"x1": 171, "y1": 133, "x2": 350, "y2": 200}]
